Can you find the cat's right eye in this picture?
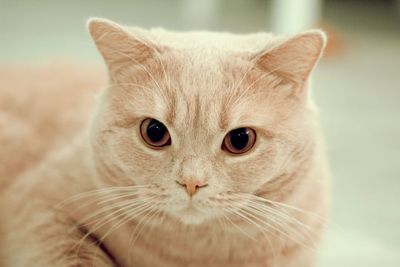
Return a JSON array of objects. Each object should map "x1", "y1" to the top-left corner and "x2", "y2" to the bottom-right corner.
[{"x1": 140, "y1": 118, "x2": 171, "y2": 148}]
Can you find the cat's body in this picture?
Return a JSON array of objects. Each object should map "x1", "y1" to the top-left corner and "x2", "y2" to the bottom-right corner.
[
  {"x1": 0, "y1": 19, "x2": 329, "y2": 267},
  {"x1": 0, "y1": 64, "x2": 102, "y2": 187}
]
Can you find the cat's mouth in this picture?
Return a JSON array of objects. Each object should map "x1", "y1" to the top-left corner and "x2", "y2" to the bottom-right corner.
[{"x1": 181, "y1": 202, "x2": 202, "y2": 214}]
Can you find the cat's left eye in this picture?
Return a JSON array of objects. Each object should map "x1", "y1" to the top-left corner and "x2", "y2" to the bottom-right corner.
[
  {"x1": 140, "y1": 118, "x2": 171, "y2": 148},
  {"x1": 222, "y1": 127, "x2": 256, "y2": 155}
]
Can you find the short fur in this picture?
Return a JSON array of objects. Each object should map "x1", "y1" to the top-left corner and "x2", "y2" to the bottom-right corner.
[{"x1": 0, "y1": 18, "x2": 329, "y2": 267}]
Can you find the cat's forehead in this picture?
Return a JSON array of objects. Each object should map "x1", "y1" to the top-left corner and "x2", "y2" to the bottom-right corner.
[{"x1": 150, "y1": 50, "x2": 273, "y2": 134}]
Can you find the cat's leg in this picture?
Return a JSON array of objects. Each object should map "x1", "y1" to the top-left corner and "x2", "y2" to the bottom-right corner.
[
  {"x1": 277, "y1": 245, "x2": 316, "y2": 267},
  {"x1": 2, "y1": 211, "x2": 116, "y2": 267}
]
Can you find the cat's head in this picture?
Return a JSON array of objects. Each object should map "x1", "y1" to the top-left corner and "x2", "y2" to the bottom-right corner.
[{"x1": 87, "y1": 18, "x2": 326, "y2": 225}]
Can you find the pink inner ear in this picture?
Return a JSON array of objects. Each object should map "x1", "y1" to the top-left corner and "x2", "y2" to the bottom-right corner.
[{"x1": 254, "y1": 31, "x2": 326, "y2": 85}]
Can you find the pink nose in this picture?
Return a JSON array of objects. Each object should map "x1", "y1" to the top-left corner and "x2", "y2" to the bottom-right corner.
[{"x1": 176, "y1": 178, "x2": 207, "y2": 197}]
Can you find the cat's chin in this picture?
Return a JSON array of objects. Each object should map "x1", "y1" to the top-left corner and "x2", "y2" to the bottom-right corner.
[{"x1": 172, "y1": 206, "x2": 209, "y2": 225}]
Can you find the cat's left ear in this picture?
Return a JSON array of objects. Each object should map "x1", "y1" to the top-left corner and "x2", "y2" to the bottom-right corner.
[
  {"x1": 254, "y1": 30, "x2": 327, "y2": 85},
  {"x1": 87, "y1": 18, "x2": 160, "y2": 73}
]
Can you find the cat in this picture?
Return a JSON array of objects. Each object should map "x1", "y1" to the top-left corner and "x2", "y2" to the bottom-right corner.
[{"x1": 0, "y1": 18, "x2": 329, "y2": 267}]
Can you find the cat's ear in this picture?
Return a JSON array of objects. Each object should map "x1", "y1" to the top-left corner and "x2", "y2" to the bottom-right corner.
[
  {"x1": 87, "y1": 18, "x2": 158, "y2": 72},
  {"x1": 254, "y1": 30, "x2": 326, "y2": 85}
]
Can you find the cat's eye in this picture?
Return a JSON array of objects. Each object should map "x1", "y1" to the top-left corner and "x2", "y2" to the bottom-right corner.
[
  {"x1": 140, "y1": 118, "x2": 171, "y2": 148},
  {"x1": 222, "y1": 127, "x2": 256, "y2": 154}
]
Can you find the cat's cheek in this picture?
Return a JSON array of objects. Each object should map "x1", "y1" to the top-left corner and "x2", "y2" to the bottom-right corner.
[
  {"x1": 221, "y1": 158, "x2": 275, "y2": 192},
  {"x1": 221, "y1": 139, "x2": 291, "y2": 193}
]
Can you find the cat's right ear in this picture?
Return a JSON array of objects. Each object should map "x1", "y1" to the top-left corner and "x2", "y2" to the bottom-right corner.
[{"x1": 87, "y1": 18, "x2": 159, "y2": 73}]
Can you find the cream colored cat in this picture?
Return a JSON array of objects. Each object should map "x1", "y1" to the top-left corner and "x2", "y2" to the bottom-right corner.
[{"x1": 0, "y1": 18, "x2": 329, "y2": 267}]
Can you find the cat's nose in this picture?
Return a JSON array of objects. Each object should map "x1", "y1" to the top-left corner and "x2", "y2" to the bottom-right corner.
[{"x1": 176, "y1": 178, "x2": 208, "y2": 197}]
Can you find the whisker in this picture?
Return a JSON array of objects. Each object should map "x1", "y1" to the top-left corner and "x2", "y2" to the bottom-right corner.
[
  {"x1": 239, "y1": 207, "x2": 313, "y2": 250},
  {"x1": 128, "y1": 205, "x2": 160, "y2": 250},
  {"x1": 91, "y1": 203, "x2": 158, "y2": 266},
  {"x1": 244, "y1": 204, "x2": 316, "y2": 248},
  {"x1": 77, "y1": 196, "x2": 157, "y2": 230},
  {"x1": 255, "y1": 197, "x2": 328, "y2": 224},
  {"x1": 74, "y1": 201, "x2": 154, "y2": 262},
  {"x1": 96, "y1": 192, "x2": 151, "y2": 206},
  {"x1": 214, "y1": 211, "x2": 229, "y2": 244},
  {"x1": 246, "y1": 198, "x2": 317, "y2": 235},
  {"x1": 222, "y1": 206, "x2": 258, "y2": 242},
  {"x1": 55, "y1": 185, "x2": 151, "y2": 208},
  {"x1": 223, "y1": 193, "x2": 318, "y2": 250},
  {"x1": 224, "y1": 203, "x2": 278, "y2": 267},
  {"x1": 226, "y1": 205, "x2": 275, "y2": 239},
  {"x1": 247, "y1": 196, "x2": 319, "y2": 234}
]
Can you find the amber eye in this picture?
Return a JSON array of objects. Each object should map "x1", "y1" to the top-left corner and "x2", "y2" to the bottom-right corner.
[
  {"x1": 222, "y1": 127, "x2": 256, "y2": 154},
  {"x1": 140, "y1": 118, "x2": 171, "y2": 148}
]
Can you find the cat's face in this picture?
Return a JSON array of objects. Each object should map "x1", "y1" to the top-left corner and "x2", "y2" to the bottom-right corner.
[{"x1": 88, "y1": 19, "x2": 325, "y2": 224}]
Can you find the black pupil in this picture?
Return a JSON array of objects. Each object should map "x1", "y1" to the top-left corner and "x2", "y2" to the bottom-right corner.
[
  {"x1": 230, "y1": 128, "x2": 249, "y2": 150},
  {"x1": 147, "y1": 119, "x2": 167, "y2": 144}
]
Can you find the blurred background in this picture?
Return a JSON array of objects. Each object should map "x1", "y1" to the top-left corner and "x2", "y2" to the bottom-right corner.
[{"x1": 1, "y1": 0, "x2": 399, "y2": 266}]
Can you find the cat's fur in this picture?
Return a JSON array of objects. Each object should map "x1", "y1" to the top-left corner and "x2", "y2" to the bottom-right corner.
[{"x1": 0, "y1": 18, "x2": 329, "y2": 267}]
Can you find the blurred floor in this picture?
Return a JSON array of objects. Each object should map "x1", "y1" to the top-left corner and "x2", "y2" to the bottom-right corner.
[{"x1": 1, "y1": 0, "x2": 399, "y2": 266}]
